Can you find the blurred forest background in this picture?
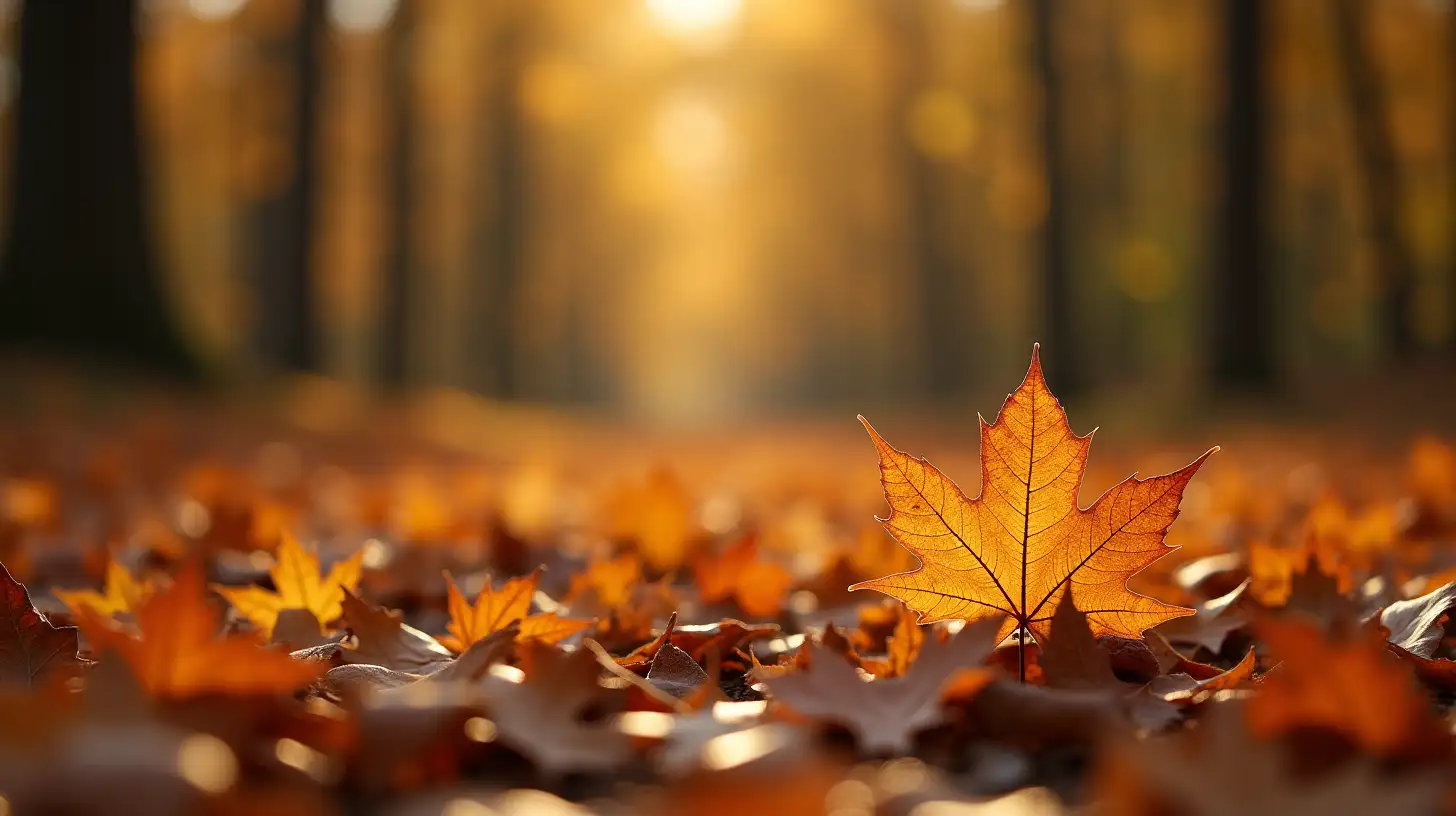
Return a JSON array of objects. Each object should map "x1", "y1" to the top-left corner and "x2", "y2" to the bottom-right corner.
[{"x1": 0, "y1": 0, "x2": 1453, "y2": 429}]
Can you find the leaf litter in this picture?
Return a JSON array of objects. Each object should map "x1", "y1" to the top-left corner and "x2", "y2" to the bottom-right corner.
[{"x1": 3, "y1": 347, "x2": 1456, "y2": 812}]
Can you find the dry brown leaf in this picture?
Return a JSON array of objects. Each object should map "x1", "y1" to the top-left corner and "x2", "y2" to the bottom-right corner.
[
  {"x1": 1379, "y1": 580, "x2": 1456, "y2": 658},
  {"x1": 852, "y1": 348, "x2": 1211, "y2": 674},
  {"x1": 1151, "y1": 579, "x2": 1252, "y2": 655},
  {"x1": 338, "y1": 589, "x2": 454, "y2": 674},
  {"x1": 757, "y1": 616, "x2": 1001, "y2": 754},
  {"x1": 480, "y1": 640, "x2": 634, "y2": 775}
]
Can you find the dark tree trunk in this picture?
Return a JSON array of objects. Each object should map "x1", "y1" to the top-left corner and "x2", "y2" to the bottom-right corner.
[
  {"x1": 881, "y1": 0, "x2": 967, "y2": 399},
  {"x1": 470, "y1": 5, "x2": 528, "y2": 398},
  {"x1": 1029, "y1": 0, "x2": 1077, "y2": 393},
  {"x1": 0, "y1": 0, "x2": 199, "y2": 378},
  {"x1": 380, "y1": 0, "x2": 416, "y2": 388},
  {"x1": 1212, "y1": 0, "x2": 1274, "y2": 390},
  {"x1": 1332, "y1": 0, "x2": 1416, "y2": 358},
  {"x1": 252, "y1": 0, "x2": 324, "y2": 372}
]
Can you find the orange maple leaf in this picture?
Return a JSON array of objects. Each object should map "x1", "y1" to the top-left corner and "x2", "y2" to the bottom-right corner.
[
  {"x1": 852, "y1": 347, "x2": 1214, "y2": 675},
  {"x1": 75, "y1": 560, "x2": 320, "y2": 698},
  {"x1": 441, "y1": 569, "x2": 592, "y2": 652},
  {"x1": 692, "y1": 534, "x2": 794, "y2": 618},
  {"x1": 212, "y1": 531, "x2": 364, "y2": 637}
]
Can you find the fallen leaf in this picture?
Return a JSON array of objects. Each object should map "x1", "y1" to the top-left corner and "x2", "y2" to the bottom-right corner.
[
  {"x1": 1152, "y1": 579, "x2": 1252, "y2": 655},
  {"x1": 604, "y1": 467, "x2": 698, "y2": 571},
  {"x1": 757, "y1": 616, "x2": 1001, "y2": 754},
  {"x1": 1040, "y1": 592, "x2": 1181, "y2": 731},
  {"x1": 1099, "y1": 702, "x2": 1447, "y2": 816},
  {"x1": 480, "y1": 640, "x2": 634, "y2": 775},
  {"x1": 692, "y1": 534, "x2": 794, "y2": 618},
  {"x1": 1380, "y1": 580, "x2": 1456, "y2": 657},
  {"x1": 852, "y1": 348, "x2": 1211, "y2": 678},
  {"x1": 441, "y1": 569, "x2": 592, "y2": 652},
  {"x1": 54, "y1": 560, "x2": 154, "y2": 619},
  {"x1": 565, "y1": 554, "x2": 643, "y2": 610},
  {"x1": 617, "y1": 614, "x2": 779, "y2": 674},
  {"x1": 0, "y1": 561, "x2": 87, "y2": 689},
  {"x1": 646, "y1": 643, "x2": 711, "y2": 699},
  {"x1": 1247, "y1": 618, "x2": 1450, "y2": 763},
  {"x1": 75, "y1": 560, "x2": 320, "y2": 698},
  {"x1": 1148, "y1": 646, "x2": 1259, "y2": 702},
  {"x1": 213, "y1": 532, "x2": 364, "y2": 638},
  {"x1": 338, "y1": 589, "x2": 454, "y2": 674}
]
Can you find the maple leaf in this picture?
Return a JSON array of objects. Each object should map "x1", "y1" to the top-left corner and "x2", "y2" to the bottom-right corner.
[
  {"x1": 54, "y1": 560, "x2": 154, "y2": 619},
  {"x1": 757, "y1": 616, "x2": 1000, "y2": 754},
  {"x1": 692, "y1": 533, "x2": 795, "y2": 618},
  {"x1": 212, "y1": 532, "x2": 364, "y2": 638},
  {"x1": 852, "y1": 347, "x2": 1213, "y2": 679},
  {"x1": 441, "y1": 569, "x2": 593, "y2": 652},
  {"x1": 75, "y1": 560, "x2": 320, "y2": 698},
  {"x1": 0, "y1": 561, "x2": 87, "y2": 689}
]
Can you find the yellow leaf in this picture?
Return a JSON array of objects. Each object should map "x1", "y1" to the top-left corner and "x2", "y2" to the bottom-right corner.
[
  {"x1": 852, "y1": 346, "x2": 1213, "y2": 649},
  {"x1": 55, "y1": 561, "x2": 153, "y2": 618},
  {"x1": 213, "y1": 531, "x2": 364, "y2": 637}
]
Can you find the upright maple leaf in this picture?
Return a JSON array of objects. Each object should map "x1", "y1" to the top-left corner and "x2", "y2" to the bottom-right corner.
[
  {"x1": 441, "y1": 569, "x2": 591, "y2": 652},
  {"x1": 213, "y1": 532, "x2": 364, "y2": 637},
  {"x1": 853, "y1": 347, "x2": 1213, "y2": 679},
  {"x1": 76, "y1": 561, "x2": 320, "y2": 698}
]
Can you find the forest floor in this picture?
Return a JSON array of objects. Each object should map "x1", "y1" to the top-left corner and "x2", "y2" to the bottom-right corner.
[{"x1": 2, "y1": 361, "x2": 1456, "y2": 814}]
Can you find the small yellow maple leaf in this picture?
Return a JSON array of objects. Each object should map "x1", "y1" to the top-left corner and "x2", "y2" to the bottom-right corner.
[
  {"x1": 852, "y1": 346, "x2": 1213, "y2": 652},
  {"x1": 213, "y1": 532, "x2": 364, "y2": 637},
  {"x1": 441, "y1": 569, "x2": 593, "y2": 652},
  {"x1": 55, "y1": 561, "x2": 153, "y2": 618}
]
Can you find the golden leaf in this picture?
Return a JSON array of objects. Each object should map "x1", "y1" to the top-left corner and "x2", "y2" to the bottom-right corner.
[
  {"x1": 852, "y1": 347, "x2": 1213, "y2": 650},
  {"x1": 213, "y1": 531, "x2": 364, "y2": 637},
  {"x1": 55, "y1": 561, "x2": 154, "y2": 618}
]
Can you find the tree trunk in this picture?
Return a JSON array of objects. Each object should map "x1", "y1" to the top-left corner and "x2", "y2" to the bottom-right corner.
[
  {"x1": 252, "y1": 0, "x2": 324, "y2": 372},
  {"x1": 0, "y1": 0, "x2": 199, "y2": 379},
  {"x1": 470, "y1": 5, "x2": 528, "y2": 398},
  {"x1": 1029, "y1": 0, "x2": 1077, "y2": 393},
  {"x1": 1332, "y1": 0, "x2": 1416, "y2": 359},
  {"x1": 380, "y1": 0, "x2": 415, "y2": 388},
  {"x1": 1212, "y1": 0, "x2": 1274, "y2": 390}
]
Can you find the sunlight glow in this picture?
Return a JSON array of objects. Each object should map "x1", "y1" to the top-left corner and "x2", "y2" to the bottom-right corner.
[
  {"x1": 186, "y1": 0, "x2": 248, "y2": 20},
  {"x1": 328, "y1": 0, "x2": 398, "y2": 32},
  {"x1": 645, "y1": 0, "x2": 742, "y2": 34}
]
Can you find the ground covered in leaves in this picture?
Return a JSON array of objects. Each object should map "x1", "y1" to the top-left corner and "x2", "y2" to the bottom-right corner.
[{"x1": 6, "y1": 360, "x2": 1456, "y2": 815}]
